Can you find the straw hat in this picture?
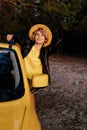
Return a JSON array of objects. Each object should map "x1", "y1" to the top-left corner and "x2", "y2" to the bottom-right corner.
[{"x1": 29, "y1": 24, "x2": 52, "y2": 47}]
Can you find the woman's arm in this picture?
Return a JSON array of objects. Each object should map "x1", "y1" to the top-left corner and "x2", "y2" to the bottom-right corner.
[{"x1": 6, "y1": 34, "x2": 20, "y2": 44}]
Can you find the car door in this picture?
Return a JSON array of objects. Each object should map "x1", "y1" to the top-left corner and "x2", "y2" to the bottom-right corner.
[{"x1": 0, "y1": 48, "x2": 26, "y2": 130}]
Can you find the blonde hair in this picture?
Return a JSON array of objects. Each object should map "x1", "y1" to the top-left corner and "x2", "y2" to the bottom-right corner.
[{"x1": 32, "y1": 28, "x2": 48, "y2": 44}]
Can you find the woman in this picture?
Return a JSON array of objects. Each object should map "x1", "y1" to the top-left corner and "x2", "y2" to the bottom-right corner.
[
  {"x1": 7, "y1": 24, "x2": 61, "y2": 84},
  {"x1": 24, "y1": 24, "x2": 52, "y2": 81}
]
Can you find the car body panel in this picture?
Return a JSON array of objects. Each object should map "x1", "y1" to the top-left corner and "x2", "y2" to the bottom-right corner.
[
  {"x1": 0, "y1": 100, "x2": 26, "y2": 130},
  {"x1": 0, "y1": 43, "x2": 41, "y2": 130}
]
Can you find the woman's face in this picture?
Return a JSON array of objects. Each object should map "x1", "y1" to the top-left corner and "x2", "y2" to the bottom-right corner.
[{"x1": 34, "y1": 31, "x2": 45, "y2": 45}]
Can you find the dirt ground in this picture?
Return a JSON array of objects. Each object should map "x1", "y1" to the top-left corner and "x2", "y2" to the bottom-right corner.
[{"x1": 35, "y1": 54, "x2": 87, "y2": 130}]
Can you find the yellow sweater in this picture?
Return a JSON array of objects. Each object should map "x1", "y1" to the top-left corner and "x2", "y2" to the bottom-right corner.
[{"x1": 24, "y1": 46, "x2": 42, "y2": 79}]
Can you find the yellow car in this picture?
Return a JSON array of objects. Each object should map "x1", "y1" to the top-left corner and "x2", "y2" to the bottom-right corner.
[{"x1": 0, "y1": 42, "x2": 48, "y2": 130}]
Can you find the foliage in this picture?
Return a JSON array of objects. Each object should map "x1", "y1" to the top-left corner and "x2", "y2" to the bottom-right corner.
[
  {"x1": 44, "y1": 0, "x2": 83, "y2": 30},
  {"x1": 76, "y1": 16, "x2": 87, "y2": 35},
  {"x1": 0, "y1": 0, "x2": 87, "y2": 37}
]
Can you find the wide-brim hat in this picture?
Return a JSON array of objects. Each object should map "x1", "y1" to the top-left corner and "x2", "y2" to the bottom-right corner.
[{"x1": 29, "y1": 24, "x2": 52, "y2": 47}]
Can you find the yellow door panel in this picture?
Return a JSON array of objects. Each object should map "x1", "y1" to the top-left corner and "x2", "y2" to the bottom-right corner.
[{"x1": 0, "y1": 101, "x2": 25, "y2": 130}]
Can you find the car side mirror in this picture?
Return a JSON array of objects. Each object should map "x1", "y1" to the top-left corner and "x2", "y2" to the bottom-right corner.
[{"x1": 31, "y1": 74, "x2": 48, "y2": 88}]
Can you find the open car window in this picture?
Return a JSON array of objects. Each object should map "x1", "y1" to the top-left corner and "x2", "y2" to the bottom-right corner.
[{"x1": 0, "y1": 48, "x2": 24, "y2": 102}]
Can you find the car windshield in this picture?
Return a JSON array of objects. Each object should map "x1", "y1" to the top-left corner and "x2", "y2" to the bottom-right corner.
[{"x1": 0, "y1": 48, "x2": 24, "y2": 102}]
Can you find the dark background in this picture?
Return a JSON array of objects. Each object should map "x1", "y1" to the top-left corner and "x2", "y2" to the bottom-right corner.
[{"x1": 0, "y1": 0, "x2": 87, "y2": 57}]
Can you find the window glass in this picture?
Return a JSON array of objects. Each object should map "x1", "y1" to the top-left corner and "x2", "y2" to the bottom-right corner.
[{"x1": 0, "y1": 48, "x2": 24, "y2": 102}]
